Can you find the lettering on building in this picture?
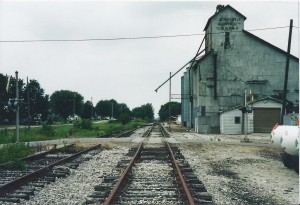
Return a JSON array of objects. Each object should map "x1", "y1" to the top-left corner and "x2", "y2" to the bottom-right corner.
[{"x1": 216, "y1": 17, "x2": 242, "y2": 31}]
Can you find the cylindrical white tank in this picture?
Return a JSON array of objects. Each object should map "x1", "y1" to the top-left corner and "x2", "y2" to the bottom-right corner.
[
  {"x1": 270, "y1": 125, "x2": 296, "y2": 148},
  {"x1": 280, "y1": 126, "x2": 299, "y2": 156}
]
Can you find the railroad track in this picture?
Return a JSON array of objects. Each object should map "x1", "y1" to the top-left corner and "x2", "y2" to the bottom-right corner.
[
  {"x1": 0, "y1": 144, "x2": 101, "y2": 203},
  {"x1": 86, "y1": 124, "x2": 213, "y2": 205},
  {"x1": 97, "y1": 126, "x2": 143, "y2": 138}
]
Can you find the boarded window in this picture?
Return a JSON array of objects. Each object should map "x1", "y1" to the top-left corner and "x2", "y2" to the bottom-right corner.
[
  {"x1": 224, "y1": 32, "x2": 230, "y2": 49},
  {"x1": 201, "y1": 106, "x2": 206, "y2": 116},
  {"x1": 235, "y1": 116, "x2": 241, "y2": 124}
]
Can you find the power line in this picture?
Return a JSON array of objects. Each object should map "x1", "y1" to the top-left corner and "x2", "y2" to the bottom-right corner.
[
  {"x1": 0, "y1": 33, "x2": 203, "y2": 43},
  {"x1": 0, "y1": 26, "x2": 295, "y2": 43}
]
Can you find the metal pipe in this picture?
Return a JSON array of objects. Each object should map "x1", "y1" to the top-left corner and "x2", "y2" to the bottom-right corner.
[
  {"x1": 213, "y1": 52, "x2": 218, "y2": 99},
  {"x1": 154, "y1": 48, "x2": 206, "y2": 93}
]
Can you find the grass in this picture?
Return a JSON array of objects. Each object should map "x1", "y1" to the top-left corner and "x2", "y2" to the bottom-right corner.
[
  {"x1": 0, "y1": 119, "x2": 147, "y2": 144},
  {"x1": 0, "y1": 142, "x2": 35, "y2": 168},
  {"x1": 0, "y1": 119, "x2": 146, "y2": 166}
]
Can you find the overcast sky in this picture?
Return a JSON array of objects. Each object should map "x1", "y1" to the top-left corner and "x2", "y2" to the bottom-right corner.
[{"x1": 0, "y1": 0, "x2": 298, "y2": 118}]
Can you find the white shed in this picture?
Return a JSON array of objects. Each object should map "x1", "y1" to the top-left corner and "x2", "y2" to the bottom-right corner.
[
  {"x1": 220, "y1": 106, "x2": 244, "y2": 134},
  {"x1": 220, "y1": 97, "x2": 283, "y2": 134}
]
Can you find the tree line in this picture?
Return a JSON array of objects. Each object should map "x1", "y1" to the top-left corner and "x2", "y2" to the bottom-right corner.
[{"x1": 0, "y1": 73, "x2": 154, "y2": 124}]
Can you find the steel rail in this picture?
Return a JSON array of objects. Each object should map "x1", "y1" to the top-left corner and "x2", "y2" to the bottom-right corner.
[
  {"x1": 97, "y1": 127, "x2": 139, "y2": 138},
  {"x1": 143, "y1": 124, "x2": 154, "y2": 138},
  {"x1": 104, "y1": 143, "x2": 143, "y2": 205},
  {"x1": 0, "y1": 144, "x2": 76, "y2": 169},
  {"x1": 159, "y1": 123, "x2": 169, "y2": 138},
  {"x1": 166, "y1": 142, "x2": 196, "y2": 205},
  {"x1": 0, "y1": 144, "x2": 101, "y2": 196}
]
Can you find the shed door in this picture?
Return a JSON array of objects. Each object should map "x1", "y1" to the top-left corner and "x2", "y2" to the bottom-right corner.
[{"x1": 253, "y1": 108, "x2": 280, "y2": 133}]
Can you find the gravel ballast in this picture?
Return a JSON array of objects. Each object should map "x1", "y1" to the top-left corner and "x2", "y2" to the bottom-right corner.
[
  {"x1": 180, "y1": 143, "x2": 299, "y2": 204},
  {"x1": 21, "y1": 145, "x2": 129, "y2": 205},
  {"x1": 2, "y1": 126, "x2": 298, "y2": 205}
]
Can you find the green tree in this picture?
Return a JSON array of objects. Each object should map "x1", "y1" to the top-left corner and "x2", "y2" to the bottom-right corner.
[
  {"x1": 82, "y1": 100, "x2": 94, "y2": 119},
  {"x1": 110, "y1": 99, "x2": 119, "y2": 119},
  {"x1": 50, "y1": 90, "x2": 84, "y2": 119},
  {"x1": 23, "y1": 79, "x2": 49, "y2": 122},
  {"x1": 132, "y1": 103, "x2": 154, "y2": 121},
  {"x1": 119, "y1": 112, "x2": 131, "y2": 125},
  {"x1": 0, "y1": 74, "x2": 10, "y2": 123},
  {"x1": 0, "y1": 73, "x2": 25, "y2": 124},
  {"x1": 118, "y1": 103, "x2": 132, "y2": 118},
  {"x1": 95, "y1": 100, "x2": 112, "y2": 118},
  {"x1": 158, "y1": 102, "x2": 181, "y2": 121}
]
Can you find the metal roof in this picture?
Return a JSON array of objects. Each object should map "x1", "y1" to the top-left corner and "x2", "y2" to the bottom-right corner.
[
  {"x1": 243, "y1": 30, "x2": 299, "y2": 61},
  {"x1": 219, "y1": 97, "x2": 286, "y2": 114}
]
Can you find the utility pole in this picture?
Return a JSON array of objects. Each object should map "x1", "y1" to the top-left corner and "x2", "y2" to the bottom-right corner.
[
  {"x1": 15, "y1": 71, "x2": 20, "y2": 143},
  {"x1": 27, "y1": 77, "x2": 31, "y2": 129},
  {"x1": 111, "y1": 101, "x2": 114, "y2": 119},
  {"x1": 91, "y1": 97, "x2": 93, "y2": 119},
  {"x1": 169, "y1": 72, "x2": 171, "y2": 132},
  {"x1": 281, "y1": 19, "x2": 293, "y2": 125},
  {"x1": 73, "y1": 93, "x2": 76, "y2": 116}
]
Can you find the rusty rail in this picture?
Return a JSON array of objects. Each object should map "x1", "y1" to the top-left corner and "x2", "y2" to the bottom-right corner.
[
  {"x1": 159, "y1": 123, "x2": 170, "y2": 138},
  {"x1": 0, "y1": 144, "x2": 76, "y2": 169},
  {"x1": 142, "y1": 124, "x2": 154, "y2": 138},
  {"x1": 166, "y1": 142, "x2": 196, "y2": 205},
  {"x1": 104, "y1": 143, "x2": 143, "y2": 205},
  {"x1": 104, "y1": 142, "x2": 196, "y2": 205},
  {"x1": 0, "y1": 144, "x2": 101, "y2": 196}
]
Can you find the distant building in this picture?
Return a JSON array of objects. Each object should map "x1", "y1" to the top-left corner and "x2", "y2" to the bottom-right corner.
[{"x1": 181, "y1": 5, "x2": 299, "y2": 134}]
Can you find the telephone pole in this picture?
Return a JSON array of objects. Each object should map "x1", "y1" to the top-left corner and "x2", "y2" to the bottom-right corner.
[
  {"x1": 169, "y1": 72, "x2": 171, "y2": 132},
  {"x1": 281, "y1": 19, "x2": 293, "y2": 124},
  {"x1": 111, "y1": 101, "x2": 114, "y2": 119},
  {"x1": 73, "y1": 93, "x2": 76, "y2": 115},
  {"x1": 16, "y1": 71, "x2": 20, "y2": 143},
  {"x1": 27, "y1": 77, "x2": 31, "y2": 129},
  {"x1": 91, "y1": 97, "x2": 93, "y2": 119}
]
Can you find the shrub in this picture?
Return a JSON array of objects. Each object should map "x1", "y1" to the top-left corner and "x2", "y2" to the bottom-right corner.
[
  {"x1": 39, "y1": 124, "x2": 56, "y2": 136},
  {"x1": 119, "y1": 113, "x2": 131, "y2": 125},
  {"x1": 74, "y1": 119, "x2": 93, "y2": 130}
]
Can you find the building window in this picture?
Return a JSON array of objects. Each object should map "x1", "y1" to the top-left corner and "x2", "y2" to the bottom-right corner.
[
  {"x1": 235, "y1": 116, "x2": 241, "y2": 124},
  {"x1": 201, "y1": 106, "x2": 206, "y2": 116},
  {"x1": 224, "y1": 32, "x2": 230, "y2": 49}
]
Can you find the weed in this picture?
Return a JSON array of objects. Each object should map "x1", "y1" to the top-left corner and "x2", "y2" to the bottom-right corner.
[
  {"x1": 74, "y1": 119, "x2": 93, "y2": 130},
  {"x1": 0, "y1": 143, "x2": 34, "y2": 167},
  {"x1": 39, "y1": 124, "x2": 56, "y2": 136}
]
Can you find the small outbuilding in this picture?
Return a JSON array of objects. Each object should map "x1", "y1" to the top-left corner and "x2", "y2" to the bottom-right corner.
[{"x1": 220, "y1": 97, "x2": 283, "y2": 134}]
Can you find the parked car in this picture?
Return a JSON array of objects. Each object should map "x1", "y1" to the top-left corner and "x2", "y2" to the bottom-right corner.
[{"x1": 67, "y1": 114, "x2": 81, "y2": 123}]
